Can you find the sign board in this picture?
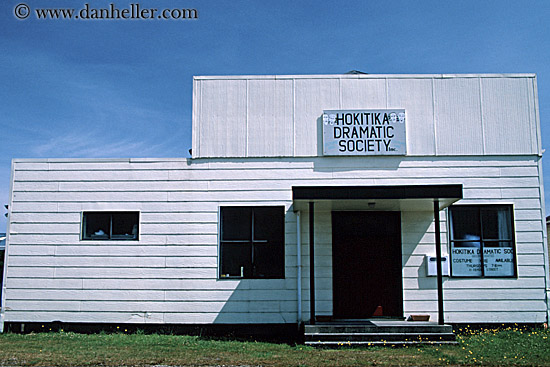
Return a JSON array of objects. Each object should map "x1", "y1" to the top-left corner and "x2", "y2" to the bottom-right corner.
[
  {"x1": 451, "y1": 247, "x2": 482, "y2": 276},
  {"x1": 451, "y1": 246, "x2": 515, "y2": 277},
  {"x1": 323, "y1": 109, "x2": 406, "y2": 155},
  {"x1": 483, "y1": 247, "x2": 515, "y2": 276}
]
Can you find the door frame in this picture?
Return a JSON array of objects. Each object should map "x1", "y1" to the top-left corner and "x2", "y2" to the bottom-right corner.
[{"x1": 331, "y1": 210, "x2": 403, "y2": 319}]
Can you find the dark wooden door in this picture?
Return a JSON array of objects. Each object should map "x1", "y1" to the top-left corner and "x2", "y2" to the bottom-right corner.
[{"x1": 332, "y1": 211, "x2": 403, "y2": 319}]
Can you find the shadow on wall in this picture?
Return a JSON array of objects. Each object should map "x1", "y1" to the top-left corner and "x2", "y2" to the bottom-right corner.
[
  {"x1": 401, "y1": 211, "x2": 446, "y2": 292},
  {"x1": 213, "y1": 209, "x2": 298, "y2": 329},
  {"x1": 210, "y1": 275, "x2": 299, "y2": 342},
  {"x1": 213, "y1": 278, "x2": 297, "y2": 325}
]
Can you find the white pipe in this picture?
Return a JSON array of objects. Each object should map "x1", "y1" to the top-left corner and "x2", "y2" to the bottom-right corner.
[
  {"x1": 296, "y1": 211, "x2": 302, "y2": 323},
  {"x1": 536, "y1": 158, "x2": 550, "y2": 324}
]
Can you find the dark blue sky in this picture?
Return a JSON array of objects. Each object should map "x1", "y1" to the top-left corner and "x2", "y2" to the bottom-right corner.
[{"x1": 1, "y1": 0, "x2": 550, "y2": 229}]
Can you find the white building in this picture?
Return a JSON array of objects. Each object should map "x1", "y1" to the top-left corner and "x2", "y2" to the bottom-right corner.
[{"x1": 2, "y1": 74, "x2": 548, "y2": 335}]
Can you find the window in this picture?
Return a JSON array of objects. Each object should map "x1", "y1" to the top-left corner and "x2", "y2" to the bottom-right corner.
[
  {"x1": 82, "y1": 212, "x2": 139, "y2": 240},
  {"x1": 449, "y1": 205, "x2": 516, "y2": 277},
  {"x1": 219, "y1": 206, "x2": 285, "y2": 279}
]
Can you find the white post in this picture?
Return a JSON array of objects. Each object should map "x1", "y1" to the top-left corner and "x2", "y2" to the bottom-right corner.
[{"x1": 296, "y1": 211, "x2": 302, "y2": 323}]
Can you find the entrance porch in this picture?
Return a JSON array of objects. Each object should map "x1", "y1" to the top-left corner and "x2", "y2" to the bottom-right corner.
[{"x1": 292, "y1": 184, "x2": 463, "y2": 330}]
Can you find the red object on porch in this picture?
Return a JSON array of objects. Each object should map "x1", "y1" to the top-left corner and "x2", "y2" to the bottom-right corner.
[{"x1": 373, "y1": 306, "x2": 383, "y2": 316}]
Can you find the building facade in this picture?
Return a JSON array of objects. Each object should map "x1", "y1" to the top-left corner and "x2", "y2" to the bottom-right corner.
[{"x1": 2, "y1": 74, "x2": 548, "y2": 331}]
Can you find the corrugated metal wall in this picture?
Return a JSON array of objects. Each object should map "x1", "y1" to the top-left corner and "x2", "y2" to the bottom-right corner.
[{"x1": 192, "y1": 74, "x2": 540, "y2": 158}]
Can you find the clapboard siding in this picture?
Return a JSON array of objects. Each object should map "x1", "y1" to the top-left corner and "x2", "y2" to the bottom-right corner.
[
  {"x1": 5, "y1": 300, "x2": 298, "y2": 314},
  {"x1": 404, "y1": 288, "x2": 545, "y2": 301},
  {"x1": 8, "y1": 256, "x2": 217, "y2": 268},
  {"x1": 7, "y1": 234, "x2": 219, "y2": 245},
  {"x1": 4, "y1": 155, "x2": 547, "y2": 325},
  {"x1": 405, "y1": 300, "x2": 547, "y2": 312}
]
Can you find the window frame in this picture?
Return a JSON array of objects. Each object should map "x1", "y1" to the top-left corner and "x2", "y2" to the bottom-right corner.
[
  {"x1": 81, "y1": 211, "x2": 140, "y2": 241},
  {"x1": 218, "y1": 206, "x2": 285, "y2": 279},
  {"x1": 448, "y1": 204, "x2": 517, "y2": 278}
]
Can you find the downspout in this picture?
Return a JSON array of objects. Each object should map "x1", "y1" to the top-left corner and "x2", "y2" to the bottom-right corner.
[
  {"x1": 536, "y1": 157, "x2": 550, "y2": 324},
  {"x1": 1, "y1": 160, "x2": 15, "y2": 333},
  {"x1": 434, "y1": 200, "x2": 444, "y2": 325},
  {"x1": 309, "y1": 202, "x2": 315, "y2": 324},
  {"x1": 296, "y1": 211, "x2": 302, "y2": 323},
  {"x1": 532, "y1": 76, "x2": 549, "y2": 324}
]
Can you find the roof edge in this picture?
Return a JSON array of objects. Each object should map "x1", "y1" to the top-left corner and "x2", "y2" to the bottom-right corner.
[{"x1": 194, "y1": 73, "x2": 536, "y2": 80}]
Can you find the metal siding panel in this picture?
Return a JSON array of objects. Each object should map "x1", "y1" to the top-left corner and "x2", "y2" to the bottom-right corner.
[
  {"x1": 198, "y1": 79, "x2": 247, "y2": 157},
  {"x1": 527, "y1": 78, "x2": 538, "y2": 154},
  {"x1": 247, "y1": 79, "x2": 294, "y2": 156},
  {"x1": 387, "y1": 78, "x2": 436, "y2": 155},
  {"x1": 482, "y1": 77, "x2": 533, "y2": 154},
  {"x1": 434, "y1": 78, "x2": 483, "y2": 155},
  {"x1": 294, "y1": 78, "x2": 340, "y2": 156},
  {"x1": 532, "y1": 77, "x2": 543, "y2": 154},
  {"x1": 340, "y1": 78, "x2": 386, "y2": 109},
  {"x1": 191, "y1": 78, "x2": 200, "y2": 157},
  {"x1": 190, "y1": 75, "x2": 540, "y2": 158}
]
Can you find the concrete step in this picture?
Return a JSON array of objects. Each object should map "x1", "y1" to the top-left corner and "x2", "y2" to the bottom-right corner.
[
  {"x1": 304, "y1": 332, "x2": 457, "y2": 342},
  {"x1": 304, "y1": 324, "x2": 453, "y2": 334},
  {"x1": 303, "y1": 322, "x2": 457, "y2": 347},
  {"x1": 305, "y1": 340, "x2": 459, "y2": 347}
]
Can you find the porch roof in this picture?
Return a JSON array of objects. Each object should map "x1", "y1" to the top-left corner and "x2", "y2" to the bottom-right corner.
[{"x1": 292, "y1": 184, "x2": 463, "y2": 212}]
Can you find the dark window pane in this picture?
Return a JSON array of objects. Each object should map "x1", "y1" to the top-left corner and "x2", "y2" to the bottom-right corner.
[
  {"x1": 82, "y1": 212, "x2": 139, "y2": 241},
  {"x1": 482, "y1": 207, "x2": 512, "y2": 240},
  {"x1": 84, "y1": 213, "x2": 110, "y2": 239},
  {"x1": 112, "y1": 212, "x2": 139, "y2": 239},
  {"x1": 457, "y1": 236, "x2": 482, "y2": 248},
  {"x1": 450, "y1": 205, "x2": 516, "y2": 278},
  {"x1": 253, "y1": 242, "x2": 284, "y2": 278},
  {"x1": 221, "y1": 207, "x2": 251, "y2": 241},
  {"x1": 219, "y1": 206, "x2": 285, "y2": 279},
  {"x1": 253, "y1": 206, "x2": 284, "y2": 241},
  {"x1": 220, "y1": 242, "x2": 252, "y2": 277},
  {"x1": 450, "y1": 207, "x2": 480, "y2": 240}
]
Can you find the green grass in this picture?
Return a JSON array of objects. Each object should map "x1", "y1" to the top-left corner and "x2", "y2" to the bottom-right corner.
[{"x1": 0, "y1": 326, "x2": 549, "y2": 366}]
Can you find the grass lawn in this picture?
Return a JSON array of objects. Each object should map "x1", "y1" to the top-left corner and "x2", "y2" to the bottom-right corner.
[{"x1": 0, "y1": 325, "x2": 549, "y2": 366}]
